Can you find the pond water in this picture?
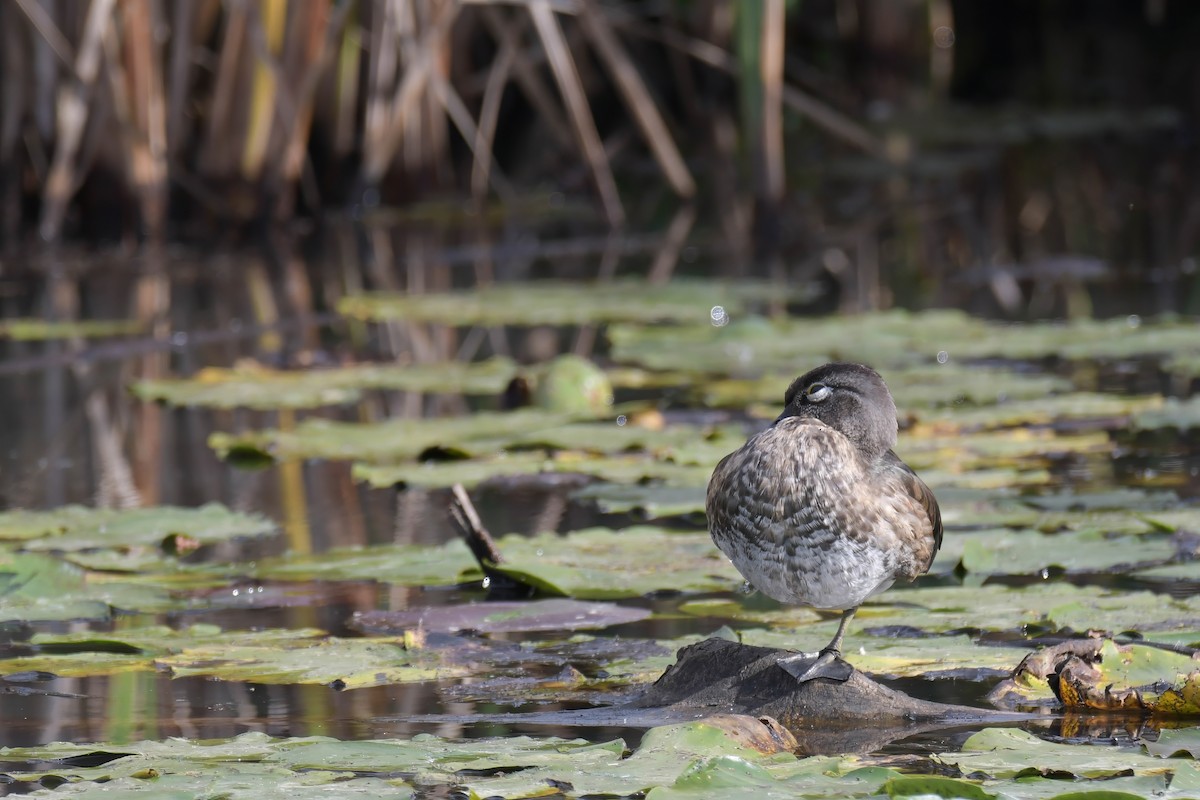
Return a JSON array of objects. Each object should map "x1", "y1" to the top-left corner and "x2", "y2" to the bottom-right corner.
[{"x1": 1, "y1": 226, "x2": 1199, "y2": 797}]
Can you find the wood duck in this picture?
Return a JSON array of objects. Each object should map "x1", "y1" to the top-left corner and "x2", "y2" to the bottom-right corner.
[{"x1": 706, "y1": 362, "x2": 942, "y2": 682}]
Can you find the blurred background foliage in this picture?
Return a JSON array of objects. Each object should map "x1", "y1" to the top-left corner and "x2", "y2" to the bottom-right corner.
[{"x1": 0, "y1": 0, "x2": 1199, "y2": 314}]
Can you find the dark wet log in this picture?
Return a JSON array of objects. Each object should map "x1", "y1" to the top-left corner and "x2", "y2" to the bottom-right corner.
[{"x1": 634, "y1": 638, "x2": 1026, "y2": 734}]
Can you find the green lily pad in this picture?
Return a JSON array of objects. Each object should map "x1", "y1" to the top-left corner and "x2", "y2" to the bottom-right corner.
[
  {"x1": 0, "y1": 318, "x2": 142, "y2": 340},
  {"x1": 350, "y1": 598, "x2": 651, "y2": 635},
  {"x1": 956, "y1": 528, "x2": 1176, "y2": 576},
  {"x1": 132, "y1": 358, "x2": 518, "y2": 410},
  {"x1": 353, "y1": 452, "x2": 713, "y2": 490},
  {"x1": 160, "y1": 635, "x2": 463, "y2": 688},
  {"x1": 945, "y1": 727, "x2": 1175, "y2": 780},
  {"x1": 572, "y1": 483, "x2": 708, "y2": 518},
  {"x1": 704, "y1": 365, "x2": 1073, "y2": 411},
  {"x1": 0, "y1": 552, "x2": 176, "y2": 623},
  {"x1": 252, "y1": 539, "x2": 477, "y2": 585},
  {"x1": 0, "y1": 504, "x2": 275, "y2": 551},
  {"x1": 925, "y1": 393, "x2": 1160, "y2": 430},
  {"x1": 215, "y1": 412, "x2": 741, "y2": 466},
  {"x1": 488, "y1": 527, "x2": 743, "y2": 599},
  {"x1": 1144, "y1": 728, "x2": 1200, "y2": 758},
  {"x1": 2, "y1": 625, "x2": 466, "y2": 688},
  {"x1": 338, "y1": 279, "x2": 804, "y2": 326},
  {"x1": 1133, "y1": 396, "x2": 1200, "y2": 430}
]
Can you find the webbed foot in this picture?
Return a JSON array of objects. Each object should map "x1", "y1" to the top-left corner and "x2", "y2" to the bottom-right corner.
[{"x1": 777, "y1": 648, "x2": 853, "y2": 683}]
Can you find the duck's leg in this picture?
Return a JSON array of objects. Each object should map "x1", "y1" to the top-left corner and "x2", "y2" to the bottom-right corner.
[{"x1": 777, "y1": 607, "x2": 856, "y2": 682}]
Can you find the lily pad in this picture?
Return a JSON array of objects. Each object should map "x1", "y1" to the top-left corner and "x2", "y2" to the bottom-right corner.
[
  {"x1": 338, "y1": 279, "x2": 803, "y2": 326},
  {"x1": 132, "y1": 358, "x2": 518, "y2": 410},
  {"x1": 944, "y1": 727, "x2": 1176, "y2": 780},
  {"x1": 1, "y1": 625, "x2": 467, "y2": 688},
  {"x1": 0, "y1": 318, "x2": 142, "y2": 340},
  {"x1": 1048, "y1": 639, "x2": 1200, "y2": 714},
  {"x1": 488, "y1": 527, "x2": 743, "y2": 599},
  {"x1": 210, "y1": 409, "x2": 575, "y2": 463},
  {"x1": 353, "y1": 452, "x2": 713, "y2": 490},
  {"x1": 350, "y1": 598, "x2": 651, "y2": 634},
  {"x1": 0, "y1": 504, "x2": 275, "y2": 551},
  {"x1": 0, "y1": 552, "x2": 176, "y2": 623},
  {"x1": 252, "y1": 539, "x2": 477, "y2": 585},
  {"x1": 956, "y1": 528, "x2": 1176, "y2": 576}
]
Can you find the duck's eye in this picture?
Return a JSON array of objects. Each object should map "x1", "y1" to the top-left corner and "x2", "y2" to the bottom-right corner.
[{"x1": 806, "y1": 383, "x2": 832, "y2": 402}]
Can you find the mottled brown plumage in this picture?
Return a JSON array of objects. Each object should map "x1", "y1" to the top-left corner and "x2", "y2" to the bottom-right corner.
[{"x1": 706, "y1": 363, "x2": 942, "y2": 682}]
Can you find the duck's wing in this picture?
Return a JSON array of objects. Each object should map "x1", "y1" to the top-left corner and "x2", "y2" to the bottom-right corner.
[{"x1": 881, "y1": 450, "x2": 943, "y2": 569}]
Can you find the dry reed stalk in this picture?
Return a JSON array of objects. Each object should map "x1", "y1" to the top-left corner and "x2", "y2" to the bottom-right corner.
[
  {"x1": 479, "y1": 7, "x2": 573, "y2": 149},
  {"x1": 241, "y1": 0, "x2": 286, "y2": 179},
  {"x1": 1, "y1": 5, "x2": 26, "y2": 239},
  {"x1": 528, "y1": 0, "x2": 624, "y2": 226},
  {"x1": 201, "y1": 3, "x2": 249, "y2": 177},
  {"x1": 759, "y1": 0, "x2": 784, "y2": 204},
  {"x1": 579, "y1": 3, "x2": 695, "y2": 198},
  {"x1": 118, "y1": 0, "x2": 169, "y2": 238},
  {"x1": 617, "y1": 9, "x2": 887, "y2": 159},
  {"x1": 431, "y1": 72, "x2": 514, "y2": 200},
  {"x1": 274, "y1": 0, "x2": 348, "y2": 217},
  {"x1": 646, "y1": 203, "x2": 696, "y2": 284},
  {"x1": 39, "y1": 0, "x2": 115, "y2": 243},
  {"x1": 332, "y1": 7, "x2": 361, "y2": 157},
  {"x1": 166, "y1": 1, "x2": 194, "y2": 157},
  {"x1": 12, "y1": 0, "x2": 74, "y2": 66},
  {"x1": 470, "y1": 13, "x2": 519, "y2": 200},
  {"x1": 362, "y1": 0, "x2": 461, "y2": 184}
]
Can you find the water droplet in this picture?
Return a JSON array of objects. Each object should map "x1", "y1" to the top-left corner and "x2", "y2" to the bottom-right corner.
[
  {"x1": 933, "y1": 25, "x2": 955, "y2": 48},
  {"x1": 1126, "y1": 314, "x2": 1141, "y2": 329},
  {"x1": 536, "y1": 548, "x2": 544, "y2": 557},
  {"x1": 615, "y1": 415, "x2": 627, "y2": 426},
  {"x1": 936, "y1": 350, "x2": 949, "y2": 364},
  {"x1": 710, "y1": 305, "x2": 729, "y2": 327},
  {"x1": 231, "y1": 588, "x2": 240, "y2": 597},
  {"x1": 481, "y1": 576, "x2": 491, "y2": 589}
]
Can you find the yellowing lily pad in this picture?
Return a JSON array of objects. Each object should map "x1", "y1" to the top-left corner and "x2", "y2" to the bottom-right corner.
[
  {"x1": 132, "y1": 357, "x2": 518, "y2": 409},
  {"x1": 0, "y1": 318, "x2": 142, "y2": 340},
  {"x1": 338, "y1": 279, "x2": 803, "y2": 326}
]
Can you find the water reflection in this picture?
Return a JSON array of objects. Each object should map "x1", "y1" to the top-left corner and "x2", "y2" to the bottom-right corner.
[{"x1": 0, "y1": 221, "x2": 1198, "y2": 758}]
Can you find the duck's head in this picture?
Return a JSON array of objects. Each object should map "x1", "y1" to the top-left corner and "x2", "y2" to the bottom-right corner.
[{"x1": 776, "y1": 362, "x2": 898, "y2": 460}]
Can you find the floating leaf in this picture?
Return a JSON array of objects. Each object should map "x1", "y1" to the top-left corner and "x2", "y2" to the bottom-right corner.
[
  {"x1": 350, "y1": 599, "x2": 651, "y2": 635},
  {"x1": 132, "y1": 358, "x2": 518, "y2": 410},
  {"x1": 0, "y1": 552, "x2": 175, "y2": 623},
  {"x1": 572, "y1": 483, "x2": 708, "y2": 518},
  {"x1": 354, "y1": 452, "x2": 712, "y2": 490},
  {"x1": 252, "y1": 539, "x2": 477, "y2": 586},
  {"x1": 956, "y1": 528, "x2": 1176, "y2": 576},
  {"x1": 488, "y1": 527, "x2": 743, "y2": 599},
  {"x1": 0, "y1": 318, "x2": 142, "y2": 340},
  {"x1": 1050, "y1": 639, "x2": 1200, "y2": 715},
  {"x1": 0, "y1": 504, "x2": 275, "y2": 551},
  {"x1": 338, "y1": 279, "x2": 804, "y2": 326},
  {"x1": 946, "y1": 727, "x2": 1175, "y2": 780},
  {"x1": 1144, "y1": 728, "x2": 1200, "y2": 758}
]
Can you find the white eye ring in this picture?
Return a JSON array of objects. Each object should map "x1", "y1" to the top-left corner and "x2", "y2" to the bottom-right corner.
[{"x1": 807, "y1": 383, "x2": 832, "y2": 403}]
